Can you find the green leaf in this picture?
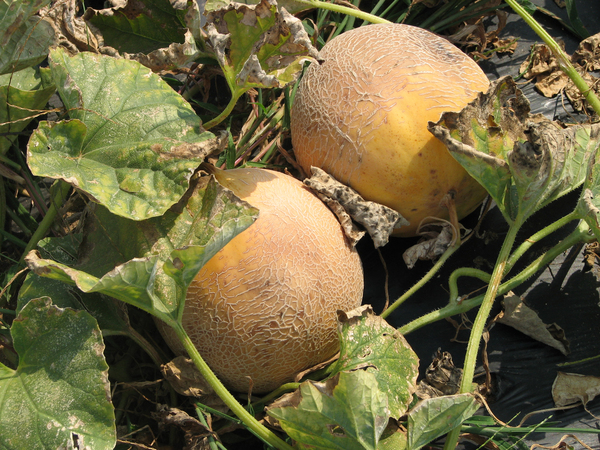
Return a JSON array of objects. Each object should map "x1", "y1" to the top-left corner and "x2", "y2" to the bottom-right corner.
[
  {"x1": 328, "y1": 306, "x2": 419, "y2": 419},
  {"x1": 19, "y1": 272, "x2": 135, "y2": 336},
  {"x1": 25, "y1": 176, "x2": 258, "y2": 325},
  {"x1": 429, "y1": 76, "x2": 599, "y2": 224},
  {"x1": 27, "y1": 48, "x2": 222, "y2": 221},
  {"x1": 267, "y1": 371, "x2": 390, "y2": 450},
  {"x1": 0, "y1": 0, "x2": 56, "y2": 74},
  {"x1": 564, "y1": 0, "x2": 590, "y2": 40},
  {"x1": 83, "y1": 0, "x2": 204, "y2": 71},
  {"x1": 378, "y1": 423, "x2": 408, "y2": 450},
  {"x1": 407, "y1": 393, "x2": 480, "y2": 450},
  {"x1": 0, "y1": 297, "x2": 115, "y2": 450},
  {"x1": 205, "y1": 0, "x2": 318, "y2": 94},
  {"x1": 0, "y1": 67, "x2": 56, "y2": 154},
  {"x1": 428, "y1": 78, "x2": 520, "y2": 222},
  {"x1": 85, "y1": 0, "x2": 188, "y2": 54},
  {"x1": 17, "y1": 235, "x2": 134, "y2": 336},
  {"x1": 576, "y1": 146, "x2": 600, "y2": 239}
]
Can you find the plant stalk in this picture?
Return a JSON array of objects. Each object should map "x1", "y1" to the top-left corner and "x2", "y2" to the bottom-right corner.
[
  {"x1": 443, "y1": 220, "x2": 522, "y2": 450},
  {"x1": 447, "y1": 210, "x2": 580, "y2": 303},
  {"x1": 174, "y1": 322, "x2": 294, "y2": 450},
  {"x1": 19, "y1": 180, "x2": 71, "y2": 265},
  {"x1": 203, "y1": 90, "x2": 246, "y2": 130},
  {"x1": 381, "y1": 242, "x2": 460, "y2": 319},
  {"x1": 400, "y1": 220, "x2": 593, "y2": 336},
  {"x1": 294, "y1": 0, "x2": 391, "y2": 24},
  {"x1": 505, "y1": 210, "x2": 579, "y2": 273},
  {"x1": 459, "y1": 221, "x2": 519, "y2": 393}
]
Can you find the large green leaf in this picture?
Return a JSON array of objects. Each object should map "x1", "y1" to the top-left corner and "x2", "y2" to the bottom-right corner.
[
  {"x1": 0, "y1": 297, "x2": 115, "y2": 450},
  {"x1": 17, "y1": 235, "x2": 132, "y2": 336},
  {"x1": 85, "y1": 0, "x2": 188, "y2": 54},
  {"x1": 429, "y1": 76, "x2": 600, "y2": 225},
  {"x1": 83, "y1": 0, "x2": 205, "y2": 71},
  {"x1": 267, "y1": 371, "x2": 390, "y2": 450},
  {"x1": 328, "y1": 306, "x2": 419, "y2": 419},
  {"x1": 25, "y1": 175, "x2": 258, "y2": 326},
  {"x1": 27, "y1": 48, "x2": 222, "y2": 220},
  {"x1": 0, "y1": 0, "x2": 56, "y2": 74},
  {"x1": 407, "y1": 394, "x2": 479, "y2": 450},
  {"x1": 0, "y1": 67, "x2": 55, "y2": 154}
]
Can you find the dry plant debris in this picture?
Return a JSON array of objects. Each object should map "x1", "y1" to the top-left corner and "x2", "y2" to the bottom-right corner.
[{"x1": 520, "y1": 33, "x2": 600, "y2": 116}]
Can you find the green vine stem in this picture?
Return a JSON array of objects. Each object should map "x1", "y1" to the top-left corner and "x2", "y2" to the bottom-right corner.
[
  {"x1": 505, "y1": 0, "x2": 600, "y2": 116},
  {"x1": 447, "y1": 267, "x2": 491, "y2": 305},
  {"x1": 173, "y1": 321, "x2": 295, "y2": 450},
  {"x1": 0, "y1": 176, "x2": 5, "y2": 249},
  {"x1": 442, "y1": 218, "x2": 522, "y2": 450},
  {"x1": 505, "y1": 210, "x2": 580, "y2": 273},
  {"x1": 399, "y1": 220, "x2": 594, "y2": 336},
  {"x1": 19, "y1": 180, "x2": 71, "y2": 265},
  {"x1": 381, "y1": 193, "x2": 464, "y2": 319},
  {"x1": 294, "y1": 0, "x2": 391, "y2": 25},
  {"x1": 446, "y1": 210, "x2": 581, "y2": 303},
  {"x1": 380, "y1": 242, "x2": 460, "y2": 320},
  {"x1": 457, "y1": 222, "x2": 520, "y2": 388},
  {"x1": 203, "y1": 90, "x2": 246, "y2": 130},
  {"x1": 255, "y1": 382, "x2": 300, "y2": 407}
]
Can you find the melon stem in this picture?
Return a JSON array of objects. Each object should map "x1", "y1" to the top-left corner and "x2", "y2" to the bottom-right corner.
[
  {"x1": 398, "y1": 220, "x2": 594, "y2": 336},
  {"x1": 173, "y1": 322, "x2": 295, "y2": 450},
  {"x1": 293, "y1": 0, "x2": 391, "y2": 25}
]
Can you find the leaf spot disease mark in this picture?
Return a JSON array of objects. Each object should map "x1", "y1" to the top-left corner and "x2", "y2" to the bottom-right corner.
[{"x1": 327, "y1": 424, "x2": 347, "y2": 437}]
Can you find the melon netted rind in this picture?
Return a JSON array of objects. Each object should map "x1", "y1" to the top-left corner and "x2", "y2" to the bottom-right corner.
[
  {"x1": 157, "y1": 168, "x2": 364, "y2": 394},
  {"x1": 291, "y1": 23, "x2": 490, "y2": 237}
]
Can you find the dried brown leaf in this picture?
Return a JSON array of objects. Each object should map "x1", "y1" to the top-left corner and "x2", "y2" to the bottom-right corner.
[
  {"x1": 161, "y1": 356, "x2": 229, "y2": 413},
  {"x1": 43, "y1": 0, "x2": 101, "y2": 53},
  {"x1": 496, "y1": 292, "x2": 570, "y2": 355},
  {"x1": 402, "y1": 222, "x2": 456, "y2": 269},
  {"x1": 534, "y1": 70, "x2": 570, "y2": 97},
  {"x1": 304, "y1": 167, "x2": 408, "y2": 248},
  {"x1": 552, "y1": 372, "x2": 600, "y2": 408},
  {"x1": 152, "y1": 404, "x2": 215, "y2": 450},
  {"x1": 572, "y1": 33, "x2": 600, "y2": 71},
  {"x1": 519, "y1": 43, "x2": 564, "y2": 80},
  {"x1": 416, "y1": 349, "x2": 462, "y2": 400},
  {"x1": 518, "y1": 35, "x2": 600, "y2": 115}
]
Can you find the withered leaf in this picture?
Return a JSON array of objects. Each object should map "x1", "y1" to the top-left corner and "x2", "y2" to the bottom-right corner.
[
  {"x1": 571, "y1": 32, "x2": 600, "y2": 72},
  {"x1": 304, "y1": 167, "x2": 408, "y2": 248},
  {"x1": 430, "y1": 76, "x2": 599, "y2": 224},
  {"x1": 161, "y1": 356, "x2": 229, "y2": 413},
  {"x1": 402, "y1": 222, "x2": 456, "y2": 269},
  {"x1": 552, "y1": 372, "x2": 600, "y2": 408},
  {"x1": 496, "y1": 292, "x2": 570, "y2": 355},
  {"x1": 205, "y1": 0, "x2": 318, "y2": 91},
  {"x1": 416, "y1": 349, "x2": 463, "y2": 400},
  {"x1": 518, "y1": 34, "x2": 600, "y2": 114}
]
